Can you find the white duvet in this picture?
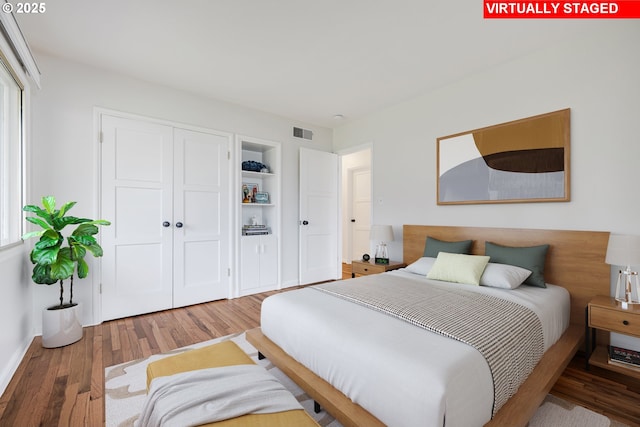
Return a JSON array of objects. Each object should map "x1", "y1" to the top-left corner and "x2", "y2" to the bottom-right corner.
[{"x1": 261, "y1": 270, "x2": 570, "y2": 427}]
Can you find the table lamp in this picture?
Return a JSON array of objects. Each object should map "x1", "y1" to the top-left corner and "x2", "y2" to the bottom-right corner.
[
  {"x1": 605, "y1": 234, "x2": 640, "y2": 309},
  {"x1": 370, "y1": 225, "x2": 394, "y2": 265}
]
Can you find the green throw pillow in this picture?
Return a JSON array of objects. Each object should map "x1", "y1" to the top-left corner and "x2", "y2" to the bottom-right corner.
[
  {"x1": 423, "y1": 236, "x2": 473, "y2": 258},
  {"x1": 426, "y1": 252, "x2": 490, "y2": 286},
  {"x1": 484, "y1": 242, "x2": 549, "y2": 288}
]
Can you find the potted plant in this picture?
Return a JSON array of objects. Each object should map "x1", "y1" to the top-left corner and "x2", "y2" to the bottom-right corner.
[{"x1": 22, "y1": 196, "x2": 110, "y2": 347}]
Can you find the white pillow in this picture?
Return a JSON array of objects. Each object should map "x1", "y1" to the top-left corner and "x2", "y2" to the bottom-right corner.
[
  {"x1": 480, "y1": 263, "x2": 532, "y2": 289},
  {"x1": 426, "y1": 252, "x2": 490, "y2": 286},
  {"x1": 404, "y1": 257, "x2": 436, "y2": 275}
]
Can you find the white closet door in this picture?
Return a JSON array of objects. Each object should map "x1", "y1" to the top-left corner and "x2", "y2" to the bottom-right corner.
[
  {"x1": 239, "y1": 234, "x2": 277, "y2": 293},
  {"x1": 101, "y1": 115, "x2": 231, "y2": 321},
  {"x1": 172, "y1": 128, "x2": 230, "y2": 307},
  {"x1": 101, "y1": 115, "x2": 174, "y2": 321},
  {"x1": 240, "y1": 236, "x2": 262, "y2": 292},
  {"x1": 258, "y1": 234, "x2": 278, "y2": 288}
]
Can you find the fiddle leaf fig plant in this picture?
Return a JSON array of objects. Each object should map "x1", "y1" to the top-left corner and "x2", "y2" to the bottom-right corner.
[{"x1": 22, "y1": 196, "x2": 110, "y2": 310}]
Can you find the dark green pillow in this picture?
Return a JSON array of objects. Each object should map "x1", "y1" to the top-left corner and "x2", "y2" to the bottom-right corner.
[
  {"x1": 484, "y1": 242, "x2": 549, "y2": 288},
  {"x1": 423, "y1": 236, "x2": 473, "y2": 258}
]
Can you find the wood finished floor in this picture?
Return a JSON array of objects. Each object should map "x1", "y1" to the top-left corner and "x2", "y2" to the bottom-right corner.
[{"x1": 1, "y1": 265, "x2": 639, "y2": 426}]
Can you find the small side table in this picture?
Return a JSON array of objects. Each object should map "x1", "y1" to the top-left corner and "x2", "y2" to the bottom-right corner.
[
  {"x1": 351, "y1": 260, "x2": 406, "y2": 278},
  {"x1": 585, "y1": 295, "x2": 640, "y2": 379}
]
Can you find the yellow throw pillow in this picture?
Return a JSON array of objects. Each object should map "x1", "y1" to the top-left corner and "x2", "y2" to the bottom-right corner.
[{"x1": 426, "y1": 252, "x2": 490, "y2": 286}]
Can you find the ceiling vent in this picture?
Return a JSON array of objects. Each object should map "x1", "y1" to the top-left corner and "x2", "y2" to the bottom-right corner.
[{"x1": 293, "y1": 127, "x2": 313, "y2": 140}]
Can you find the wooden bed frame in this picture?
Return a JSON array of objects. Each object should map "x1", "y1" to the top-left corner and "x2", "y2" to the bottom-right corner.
[{"x1": 247, "y1": 225, "x2": 610, "y2": 427}]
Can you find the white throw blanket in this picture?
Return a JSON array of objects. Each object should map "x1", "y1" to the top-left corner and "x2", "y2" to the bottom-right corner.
[{"x1": 136, "y1": 364, "x2": 303, "y2": 427}]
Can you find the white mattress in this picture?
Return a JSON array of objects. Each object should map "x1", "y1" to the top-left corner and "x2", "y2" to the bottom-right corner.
[{"x1": 260, "y1": 270, "x2": 570, "y2": 427}]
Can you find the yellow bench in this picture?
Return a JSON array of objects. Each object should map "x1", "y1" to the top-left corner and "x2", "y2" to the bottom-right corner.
[{"x1": 145, "y1": 340, "x2": 320, "y2": 427}]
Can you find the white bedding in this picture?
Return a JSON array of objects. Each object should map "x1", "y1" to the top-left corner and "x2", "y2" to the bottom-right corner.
[{"x1": 260, "y1": 269, "x2": 570, "y2": 427}]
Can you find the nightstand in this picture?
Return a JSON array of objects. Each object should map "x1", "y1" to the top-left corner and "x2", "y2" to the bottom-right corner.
[
  {"x1": 351, "y1": 260, "x2": 406, "y2": 278},
  {"x1": 586, "y1": 295, "x2": 640, "y2": 379}
]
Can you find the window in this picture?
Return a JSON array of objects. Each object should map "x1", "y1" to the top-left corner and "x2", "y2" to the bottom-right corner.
[{"x1": 0, "y1": 56, "x2": 23, "y2": 248}]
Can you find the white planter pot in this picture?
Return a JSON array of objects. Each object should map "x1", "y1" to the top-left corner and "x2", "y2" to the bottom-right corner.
[{"x1": 42, "y1": 302, "x2": 83, "y2": 348}]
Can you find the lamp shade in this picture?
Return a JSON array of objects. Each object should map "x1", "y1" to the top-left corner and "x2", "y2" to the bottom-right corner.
[
  {"x1": 605, "y1": 234, "x2": 640, "y2": 267},
  {"x1": 370, "y1": 225, "x2": 394, "y2": 242}
]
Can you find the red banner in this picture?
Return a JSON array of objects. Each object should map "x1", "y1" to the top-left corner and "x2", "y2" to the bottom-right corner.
[{"x1": 484, "y1": 1, "x2": 640, "y2": 18}]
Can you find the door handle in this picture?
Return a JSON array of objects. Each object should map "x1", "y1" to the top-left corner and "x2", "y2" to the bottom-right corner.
[
  {"x1": 175, "y1": 222, "x2": 183, "y2": 228},
  {"x1": 302, "y1": 220, "x2": 309, "y2": 225},
  {"x1": 162, "y1": 221, "x2": 171, "y2": 227},
  {"x1": 351, "y1": 219, "x2": 356, "y2": 223}
]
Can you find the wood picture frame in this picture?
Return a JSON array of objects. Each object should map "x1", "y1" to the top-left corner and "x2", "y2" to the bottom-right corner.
[{"x1": 437, "y1": 108, "x2": 570, "y2": 205}]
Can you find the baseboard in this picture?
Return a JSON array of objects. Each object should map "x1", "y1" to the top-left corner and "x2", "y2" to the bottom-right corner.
[
  {"x1": 280, "y1": 279, "x2": 300, "y2": 289},
  {"x1": 0, "y1": 335, "x2": 33, "y2": 397}
]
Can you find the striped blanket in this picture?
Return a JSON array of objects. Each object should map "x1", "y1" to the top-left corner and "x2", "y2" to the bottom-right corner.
[{"x1": 314, "y1": 274, "x2": 544, "y2": 416}]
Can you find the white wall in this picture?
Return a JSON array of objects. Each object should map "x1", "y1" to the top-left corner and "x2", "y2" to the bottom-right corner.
[
  {"x1": 0, "y1": 244, "x2": 32, "y2": 394},
  {"x1": 334, "y1": 22, "x2": 640, "y2": 255},
  {"x1": 28, "y1": 52, "x2": 332, "y2": 331}
]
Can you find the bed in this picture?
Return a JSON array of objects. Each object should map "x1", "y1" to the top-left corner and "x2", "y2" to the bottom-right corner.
[{"x1": 246, "y1": 225, "x2": 610, "y2": 427}]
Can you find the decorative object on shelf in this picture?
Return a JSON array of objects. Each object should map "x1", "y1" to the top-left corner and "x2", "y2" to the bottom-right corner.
[
  {"x1": 609, "y1": 345, "x2": 640, "y2": 367},
  {"x1": 242, "y1": 183, "x2": 259, "y2": 203},
  {"x1": 22, "y1": 196, "x2": 110, "y2": 347},
  {"x1": 242, "y1": 184, "x2": 250, "y2": 203},
  {"x1": 255, "y1": 192, "x2": 269, "y2": 204},
  {"x1": 242, "y1": 160, "x2": 268, "y2": 172},
  {"x1": 362, "y1": 253, "x2": 370, "y2": 262},
  {"x1": 242, "y1": 225, "x2": 271, "y2": 236},
  {"x1": 370, "y1": 225, "x2": 394, "y2": 265},
  {"x1": 260, "y1": 167, "x2": 270, "y2": 173},
  {"x1": 605, "y1": 233, "x2": 640, "y2": 308}
]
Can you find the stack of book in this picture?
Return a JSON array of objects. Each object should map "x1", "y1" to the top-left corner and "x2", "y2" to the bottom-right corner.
[
  {"x1": 609, "y1": 345, "x2": 640, "y2": 370},
  {"x1": 242, "y1": 225, "x2": 271, "y2": 236}
]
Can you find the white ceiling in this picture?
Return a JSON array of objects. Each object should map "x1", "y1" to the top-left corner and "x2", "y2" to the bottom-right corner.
[{"x1": 15, "y1": 0, "x2": 600, "y2": 128}]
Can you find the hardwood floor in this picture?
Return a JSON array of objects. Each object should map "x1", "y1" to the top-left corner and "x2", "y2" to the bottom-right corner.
[
  {"x1": 0, "y1": 291, "x2": 277, "y2": 427},
  {"x1": 1, "y1": 267, "x2": 639, "y2": 426},
  {"x1": 553, "y1": 355, "x2": 640, "y2": 426}
]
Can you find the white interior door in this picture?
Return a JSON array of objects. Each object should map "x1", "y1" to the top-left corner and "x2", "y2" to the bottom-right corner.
[
  {"x1": 350, "y1": 167, "x2": 371, "y2": 260},
  {"x1": 172, "y1": 128, "x2": 230, "y2": 307},
  {"x1": 101, "y1": 115, "x2": 174, "y2": 320},
  {"x1": 299, "y1": 147, "x2": 339, "y2": 285}
]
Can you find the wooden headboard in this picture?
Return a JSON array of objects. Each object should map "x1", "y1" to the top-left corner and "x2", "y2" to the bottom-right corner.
[{"x1": 403, "y1": 225, "x2": 610, "y2": 327}]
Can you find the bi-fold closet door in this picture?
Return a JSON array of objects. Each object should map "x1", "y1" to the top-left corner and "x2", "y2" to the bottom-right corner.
[{"x1": 100, "y1": 114, "x2": 231, "y2": 321}]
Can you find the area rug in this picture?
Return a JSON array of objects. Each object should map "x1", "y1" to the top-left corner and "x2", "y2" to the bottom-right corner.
[{"x1": 105, "y1": 332, "x2": 627, "y2": 427}]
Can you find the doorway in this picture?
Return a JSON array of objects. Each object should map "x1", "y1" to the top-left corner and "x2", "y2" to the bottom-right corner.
[{"x1": 341, "y1": 147, "x2": 372, "y2": 264}]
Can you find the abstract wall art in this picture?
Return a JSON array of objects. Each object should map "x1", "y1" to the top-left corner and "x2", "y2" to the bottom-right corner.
[{"x1": 437, "y1": 108, "x2": 570, "y2": 205}]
